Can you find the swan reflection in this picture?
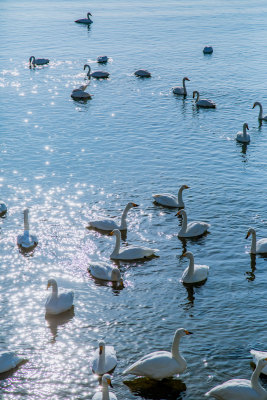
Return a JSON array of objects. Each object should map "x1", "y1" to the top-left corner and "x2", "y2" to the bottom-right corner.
[{"x1": 45, "y1": 307, "x2": 74, "y2": 343}]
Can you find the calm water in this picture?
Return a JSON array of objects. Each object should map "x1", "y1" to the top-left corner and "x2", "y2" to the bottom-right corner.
[{"x1": 1, "y1": 0, "x2": 267, "y2": 398}]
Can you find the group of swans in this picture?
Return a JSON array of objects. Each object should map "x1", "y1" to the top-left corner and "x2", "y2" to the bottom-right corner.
[
  {"x1": 236, "y1": 103, "x2": 267, "y2": 144},
  {"x1": 172, "y1": 77, "x2": 217, "y2": 108}
]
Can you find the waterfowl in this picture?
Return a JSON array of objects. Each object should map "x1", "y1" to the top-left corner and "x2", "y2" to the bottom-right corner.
[
  {"x1": 0, "y1": 201, "x2": 7, "y2": 216},
  {"x1": 92, "y1": 341, "x2": 117, "y2": 375},
  {"x1": 250, "y1": 350, "x2": 267, "y2": 375},
  {"x1": 181, "y1": 252, "x2": 209, "y2": 284},
  {"x1": 75, "y1": 12, "x2": 93, "y2": 24},
  {"x1": 29, "y1": 56, "x2": 49, "y2": 67},
  {"x1": 88, "y1": 202, "x2": 138, "y2": 231},
  {"x1": 89, "y1": 261, "x2": 123, "y2": 284},
  {"x1": 17, "y1": 209, "x2": 38, "y2": 250},
  {"x1": 172, "y1": 77, "x2": 190, "y2": 95},
  {"x1": 177, "y1": 210, "x2": 210, "y2": 238},
  {"x1": 71, "y1": 85, "x2": 92, "y2": 100},
  {"x1": 246, "y1": 228, "x2": 267, "y2": 254},
  {"x1": 84, "y1": 64, "x2": 109, "y2": 79},
  {"x1": 253, "y1": 102, "x2": 267, "y2": 121},
  {"x1": 236, "y1": 123, "x2": 250, "y2": 143},
  {"x1": 45, "y1": 279, "x2": 74, "y2": 315},
  {"x1": 122, "y1": 328, "x2": 193, "y2": 380},
  {"x1": 153, "y1": 185, "x2": 189, "y2": 208},
  {"x1": 203, "y1": 46, "x2": 213, "y2": 54},
  {"x1": 193, "y1": 90, "x2": 216, "y2": 108},
  {"x1": 205, "y1": 357, "x2": 267, "y2": 399},
  {"x1": 92, "y1": 374, "x2": 117, "y2": 400},
  {"x1": 0, "y1": 352, "x2": 23, "y2": 374},
  {"x1": 134, "y1": 69, "x2": 151, "y2": 77},
  {"x1": 97, "y1": 56, "x2": 108, "y2": 63}
]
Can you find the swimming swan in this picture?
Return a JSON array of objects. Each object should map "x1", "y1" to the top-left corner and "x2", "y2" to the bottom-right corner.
[
  {"x1": 92, "y1": 341, "x2": 117, "y2": 375},
  {"x1": 134, "y1": 69, "x2": 151, "y2": 77},
  {"x1": 253, "y1": 102, "x2": 267, "y2": 121},
  {"x1": 89, "y1": 261, "x2": 123, "y2": 285},
  {"x1": 109, "y1": 229, "x2": 159, "y2": 260},
  {"x1": 84, "y1": 64, "x2": 109, "y2": 79},
  {"x1": 181, "y1": 252, "x2": 209, "y2": 284},
  {"x1": 203, "y1": 46, "x2": 213, "y2": 54},
  {"x1": 122, "y1": 328, "x2": 193, "y2": 380},
  {"x1": 97, "y1": 56, "x2": 108, "y2": 63},
  {"x1": 177, "y1": 210, "x2": 210, "y2": 238},
  {"x1": 251, "y1": 350, "x2": 267, "y2": 375},
  {"x1": 246, "y1": 228, "x2": 267, "y2": 254},
  {"x1": 71, "y1": 85, "x2": 92, "y2": 100},
  {"x1": 193, "y1": 90, "x2": 216, "y2": 108},
  {"x1": 45, "y1": 279, "x2": 74, "y2": 315},
  {"x1": 88, "y1": 202, "x2": 138, "y2": 231},
  {"x1": 172, "y1": 77, "x2": 190, "y2": 96},
  {"x1": 236, "y1": 123, "x2": 250, "y2": 143},
  {"x1": 29, "y1": 56, "x2": 49, "y2": 67},
  {"x1": 0, "y1": 352, "x2": 23, "y2": 374},
  {"x1": 92, "y1": 374, "x2": 117, "y2": 400},
  {"x1": 153, "y1": 185, "x2": 190, "y2": 208},
  {"x1": 205, "y1": 357, "x2": 267, "y2": 399},
  {"x1": 17, "y1": 209, "x2": 38, "y2": 250},
  {"x1": 75, "y1": 12, "x2": 93, "y2": 24},
  {"x1": 0, "y1": 200, "x2": 7, "y2": 216}
]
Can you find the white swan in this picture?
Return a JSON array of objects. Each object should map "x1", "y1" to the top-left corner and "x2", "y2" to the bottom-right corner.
[
  {"x1": 97, "y1": 56, "x2": 108, "y2": 63},
  {"x1": 203, "y1": 46, "x2": 213, "y2": 54},
  {"x1": 71, "y1": 85, "x2": 92, "y2": 100},
  {"x1": 193, "y1": 90, "x2": 216, "y2": 108},
  {"x1": 88, "y1": 202, "x2": 139, "y2": 231},
  {"x1": 89, "y1": 261, "x2": 123, "y2": 284},
  {"x1": 0, "y1": 200, "x2": 7, "y2": 215},
  {"x1": 236, "y1": 123, "x2": 250, "y2": 143},
  {"x1": 84, "y1": 64, "x2": 109, "y2": 79},
  {"x1": 177, "y1": 209, "x2": 210, "y2": 238},
  {"x1": 205, "y1": 357, "x2": 267, "y2": 399},
  {"x1": 45, "y1": 279, "x2": 74, "y2": 315},
  {"x1": 92, "y1": 374, "x2": 117, "y2": 400},
  {"x1": 75, "y1": 12, "x2": 93, "y2": 24},
  {"x1": 17, "y1": 209, "x2": 38, "y2": 250},
  {"x1": 253, "y1": 102, "x2": 267, "y2": 121},
  {"x1": 29, "y1": 56, "x2": 49, "y2": 67},
  {"x1": 246, "y1": 228, "x2": 267, "y2": 254},
  {"x1": 251, "y1": 350, "x2": 267, "y2": 375},
  {"x1": 181, "y1": 252, "x2": 209, "y2": 284},
  {"x1": 109, "y1": 229, "x2": 159, "y2": 260},
  {"x1": 134, "y1": 69, "x2": 151, "y2": 77},
  {"x1": 0, "y1": 352, "x2": 23, "y2": 374},
  {"x1": 92, "y1": 341, "x2": 117, "y2": 375},
  {"x1": 122, "y1": 328, "x2": 193, "y2": 380},
  {"x1": 153, "y1": 185, "x2": 190, "y2": 208},
  {"x1": 172, "y1": 77, "x2": 190, "y2": 95}
]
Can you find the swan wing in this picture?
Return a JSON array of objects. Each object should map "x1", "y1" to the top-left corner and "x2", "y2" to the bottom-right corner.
[
  {"x1": 89, "y1": 218, "x2": 119, "y2": 231},
  {"x1": 116, "y1": 246, "x2": 159, "y2": 260},
  {"x1": 91, "y1": 346, "x2": 117, "y2": 374},
  {"x1": 45, "y1": 292, "x2": 74, "y2": 315},
  {"x1": 197, "y1": 99, "x2": 216, "y2": 108},
  {"x1": 182, "y1": 264, "x2": 209, "y2": 283},
  {"x1": 153, "y1": 194, "x2": 178, "y2": 207},
  {"x1": 256, "y1": 239, "x2": 267, "y2": 253},
  {"x1": 89, "y1": 262, "x2": 113, "y2": 280},
  {"x1": 173, "y1": 86, "x2": 184, "y2": 94},
  {"x1": 184, "y1": 221, "x2": 210, "y2": 237},
  {"x1": 205, "y1": 379, "x2": 259, "y2": 399},
  {"x1": 0, "y1": 352, "x2": 23, "y2": 373}
]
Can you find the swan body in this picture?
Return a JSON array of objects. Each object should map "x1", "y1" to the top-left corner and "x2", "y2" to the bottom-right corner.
[
  {"x1": 193, "y1": 90, "x2": 216, "y2": 108},
  {"x1": 172, "y1": 77, "x2": 190, "y2": 95},
  {"x1": 122, "y1": 328, "x2": 192, "y2": 380},
  {"x1": 177, "y1": 209, "x2": 210, "y2": 238},
  {"x1": 246, "y1": 228, "x2": 267, "y2": 255},
  {"x1": 134, "y1": 69, "x2": 151, "y2": 77},
  {"x1": 0, "y1": 352, "x2": 23, "y2": 374},
  {"x1": 205, "y1": 357, "x2": 267, "y2": 399},
  {"x1": 45, "y1": 279, "x2": 74, "y2": 315},
  {"x1": 17, "y1": 209, "x2": 38, "y2": 250},
  {"x1": 88, "y1": 202, "x2": 138, "y2": 231},
  {"x1": 236, "y1": 123, "x2": 250, "y2": 143},
  {"x1": 253, "y1": 102, "x2": 267, "y2": 121},
  {"x1": 84, "y1": 64, "x2": 109, "y2": 79},
  {"x1": 251, "y1": 350, "x2": 267, "y2": 375},
  {"x1": 181, "y1": 252, "x2": 209, "y2": 283},
  {"x1": 92, "y1": 341, "x2": 117, "y2": 375},
  {"x1": 109, "y1": 229, "x2": 159, "y2": 260},
  {"x1": 203, "y1": 46, "x2": 213, "y2": 54},
  {"x1": 0, "y1": 201, "x2": 7, "y2": 215},
  {"x1": 92, "y1": 374, "x2": 117, "y2": 400},
  {"x1": 97, "y1": 56, "x2": 108, "y2": 63},
  {"x1": 29, "y1": 56, "x2": 49, "y2": 67},
  {"x1": 75, "y1": 12, "x2": 93, "y2": 24},
  {"x1": 153, "y1": 185, "x2": 189, "y2": 208},
  {"x1": 89, "y1": 262, "x2": 123, "y2": 284},
  {"x1": 71, "y1": 86, "x2": 92, "y2": 100}
]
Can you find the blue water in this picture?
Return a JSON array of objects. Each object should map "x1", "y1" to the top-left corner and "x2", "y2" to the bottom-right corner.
[{"x1": 1, "y1": 0, "x2": 267, "y2": 398}]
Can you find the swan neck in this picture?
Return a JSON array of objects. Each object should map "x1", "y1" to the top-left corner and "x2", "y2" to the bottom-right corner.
[
  {"x1": 51, "y1": 282, "x2": 58, "y2": 297},
  {"x1": 187, "y1": 254, "x2": 195, "y2": 277},
  {"x1": 178, "y1": 187, "x2": 184, "y2": 205},
  {"x1": 181, "y1": 212, "x2": 187, "y2": 232},
  {"x1": 195, "y1": 91, "x2": 199, "y2": 102},
  {"x1": 250, "y1": 231, "x2": 257, "y2": 254},
  {"x1": 24, "y1": 211, "x2": 30, "y2": 231},
  {"x1": 111, "y1": 232, "x2": 120, "y2": 257},
  {"x1": 243, "y1": 124, "x2": 248, "y2": 136},
  {"x1": 171, "y1": 332, "x2": 186, "y2": 367},
  {"x1": 120, "y1": 204, "x2": 131, "y2": 229},
  {"x1": 182, "y1": 79, "x2": 187, "y2": 95},
  {"x1": 257, "y1": 103, "x2": 263, "y2": 119},
  {"x1": 251, "y1": 362, "x2": 266, "y2": 395},
  {"x1": 102, "y1": 384, "x2": 110, "y2": 400},
  {"x1": 98, "y1": 347, "x2": 106, "y2": 372}
]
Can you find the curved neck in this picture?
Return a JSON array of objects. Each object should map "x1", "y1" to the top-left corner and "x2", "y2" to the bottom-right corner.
[
  {"x1": 250, "y1": 231, "x2": 257, "y2": 254},
  {"x1": 29, "y1": 56, "x2": 35, "y2": 64},
  {"x1": 171, "y1": 332, "x2": 186, "y2": 369},
  {"x1": 84, "y1": 65, "x2": 91, "y2": 76},
  {"x1": 98, "y1": 347, "x2": 106, "y2": 372},
  {"x1": 194, "y1": 91, "x2": 199, "y2": 102},
  {"x1": 180, "y1": 212, "x2": 188, "y2": 232},
  {"x1": 51, "y1": 282, "x2": 58, "y2": 297},
  {"x1": 102, "y1": 383, "x2": 110, "y2": 400},
  {"x1": 120, "y1": 204, "x2": 131, "y2": 229},
  {"x1": 182, "y1": 79, "x2": 187, "y2": 95},
  {"x1": 186, "y1": 254, "x2": 195, "y2": 277},
  {"x1": 24, "y1": 211, "x2": 29, "y2": 232},
  {"x1": 87, "y1": 13, "x2": 91, "y2": 20},
  {"x1": 256, "y1": 103, "x2": 263, "y2": 119},
  {"x1": 178, "y1": 187, "x2": 184, "y2": 206},
  {"x1": 251, "y1": 362, "x2": 267, "y2": 396},
  {"x1": 111, "y1": 232, "x2": 120, "y2": 257}
]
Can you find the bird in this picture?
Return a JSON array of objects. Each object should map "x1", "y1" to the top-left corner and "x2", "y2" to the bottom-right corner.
[
  {"x1": 181, "y1": 252, "x2": 209, "y2": 284},
  {"x1": 193, "y1": 91, "x2": 216, "y2": 108},
  {"x1": 153, "y1": 185, "x2": 190, "y2": 208},
  {"x1": 205, "y1": 357, "x2": 267, "y2": 399},
  {"x1": 122, "y1": 328, "x2": 193, "y2": 380},
  {"x1": 97, "y1": 56, "x2": 108, "y2": 63},
  {"x1": 0, "y1": 200, "x2": 7, "y2": 216},
  {"x1": 92, "y1": 374, "x2": 117, "y2": 400},
  {"x1": 176, "y1": 210, "x2": 210, "y2": 238},
  {"x1": 253, "y1": 102, "x2": 267, "y2": 121},
  {"x1": 91, "y1": 340, "x2": 117, "y2": 375},
  {"x1": 134, "y1": 69, "x2": 151, "y2": 77},
  {"x1": 0, "y1": 352, "x2": 23, "y2": 374},
  {"x1": 172, "y1": 77, "x2": 190, "y2": 95},
  {"x1": 29, "y1": 56, "x2": 49, "y2": 67},
  {"x1": 75, "y1": 12, "x2": 93, "y2": 24},
  {"x1": 109, "y1": 229, "x2": 159, "y2": 260},
  {"x1": 84, "y1": 64, "x2": 109, "y2": 79},
  {"x1": 89, "y1": 261, "x2": 123, "y2": 285},
  {"x1": 203, "y1": 46, "x2": 213, "y2": 54},
  {"x1": 17, "y1": 209, "x2": 38, "y2": 250},
  {"x1": 250, "y1": 350, "x2": 267, "y2": 375},
  {"x1": 246, "y1": 228, "x2": 267, "y2": 254},
  {"x1": 236, "y1": 123, "x2": 250, "y2": 143},
  {"x1": 71, "y1": 85, "x2": 92, "y2": 100},
  {"x1": 45, "y1": 279, "x2": 74, "y2": 315},
  {"x1": 88, "y1": 202, "x2": 139, "y2": 231}
]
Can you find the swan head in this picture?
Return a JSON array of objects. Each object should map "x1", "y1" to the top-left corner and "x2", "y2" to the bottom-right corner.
[
  {"x1": 175, "y1": 328, "x2": 193, "y2": 337},
  {"x1": 24, "y1": 208, "x2": 29, "y2": 215},
  {"x1": 87, "y1": 12, "x2": 92, "y2": 16},
  {"x1": 243, "y1": 123, "x2": 249, "y2": 130},
  {"x1": 98, "y1": 340, "x2": 105, "y2": 355},
  {"x1": 47, "y1": 278, "x2": 57, "y2": 290},
  {"x1": 246, "y1": 228, "x2": 256, "y2": 239},
  {"x1": 176, "y1": 209, "x2": 186, "y2": 218},
  {"x1": 111, "y1": 267, "x2": 123, "y2": 284},
  {"x1": 102, "y1": 374, "x2": 113, "y2": 388},
  {"x1": 109, "y1": 229, "x2": 120, "y2": 237},
  {"x1": 181, "y1": 185, "x2": 190, "y2": 190},
  {"x1": 252, "y1": 102, "x2": 261, "y2": 109},
  {"x1": 258, "y1": 357, "x2": 267, "y2": 368},
  {"x1": 182, "y1": 251, "x2": 193, "y2": 259},
  {"x1": 183, "y1": 77, "x2": 190, "y2": 82}
]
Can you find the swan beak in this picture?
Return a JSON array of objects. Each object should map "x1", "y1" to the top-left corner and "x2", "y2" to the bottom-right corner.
[
  {"x1": 176, "y1": 211, "x2": 181, "y2": 217},
  {"x1": 245, "y1": 232, "x2": 251, "y2": 239},
  {"x1": 184, "y1": 185, "x2": 190, "y2": 189},
  {"x1": 182, "y1": 253, "x2": 187, "y2": 257},
  {"x1": 252, "y1": 104, "x2": 255, "y2": 109},
  {"x1": 109, "y1": 231, "x2": 114, "y2": 236},
  {"x1": 107, "y1": 379, "x2": 113, "y2": 388},
  {"x1": 99, "y1": 346, "x2": 103, "y2": 355},
  {"x1": 132, "y1": 203, "x2": 139, "y2": 207},
  {"x1": 185, "y1": 330, "x2": 193, "y2": 335},
  {"x1": 46, "y1": 283, "x2": 51, "y2": 290}
]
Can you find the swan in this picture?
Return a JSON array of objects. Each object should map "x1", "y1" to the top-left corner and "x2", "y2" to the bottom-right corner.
[
  {"x1": 176, "y1": 210, "x2": 210, "y2": 238},
  {"x1": 172, "y1": 77, "x2": 190, "y2": 95},
  {"x1": 89, "y1": 261, "x2": 123, "y2": 284},
  {"x1": 71, "y1": 85, "x2": 92, "y2": 100},
  {"x1": 0, "y1": 352, "x2": 23, "y2": 374},
  {"x1": 253, "y1": 102, "x2": 267, "y2": 121},
  {"x1": 92, "y1": 374, "x2": 117, "y2": 400},
  {"x1": 122, "y1": 328, "x2": 193, "y2": 380},
  {"x1": 17, "y1": 209, "x2": 38, "y2": 250},
  {"x1": 109, "y1": 229, "x2": 159, "y2": 260},
  {"x1": 45, "y1": 279, "x2": 74, "y2": 315},
  {"x1": 84, "y1": 64, "x2": 109, "y2": 79},
  {"x1": 97, "y1": 56, "x2": 108, "y2": 63},
  {"x1": 92, "y1": 341, "x2": 117, "y2": 375},
  {"x1": 236, "y1": 123, "x2": 250, "y2": 143},
  {"x1": 75, "y1": 12, "x2": 93, "y2": 24},
  {"x1": 153, "y1": 185, "x2": 190, "y2": 208},
  {"x1": 193, "y1": 90, "x2": 216, "y2": 108},
  {"x1": 88, "y1": 202, "x2": 139, "y2": 231},
  {"x1": 29, "y1": 56, "x2": 49, "y2": 67},
  {"x1": 181, "y1": 252, "x2": 209, "y2": 284},
  {"x1": 205, "y1": 357, "x2": 267, "y2": 399},
  {"x1": 251, "y1": 350, "x2": 267, "y2": 375},
  {"x1": 203, "y1": 46, "x2": 213, "y2": 54},
  {"x1": 134, "y1": 69, "x2": 151, "y2": 77},
  {"x1": 0, "y1": 200, "x2": 7, "y2": 216},
  {"x1": 246, "y1": 228, "x2": 267, "y2": 254}
]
